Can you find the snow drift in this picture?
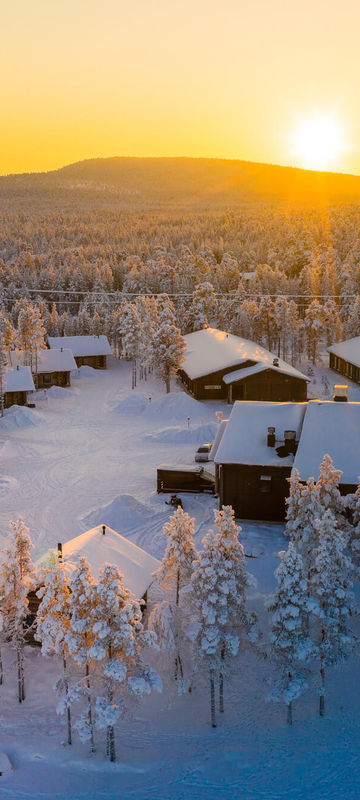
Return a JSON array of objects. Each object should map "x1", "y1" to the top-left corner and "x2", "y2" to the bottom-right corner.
[
  {"x1": 112, "y1": 394, "x2": 148, "y2": 414},
  {"x1": 145, "y1": 391, "x2": 210, "y2": 422},
  {"x1": 0, "y1": 405, "x2": 44, "y2": 430},
  {"x1": 83, "y1": 494, "x2": 154, "y2": 533},
  {"x1": 145, "y1": 422, "x2": 218, "y2": 444}
]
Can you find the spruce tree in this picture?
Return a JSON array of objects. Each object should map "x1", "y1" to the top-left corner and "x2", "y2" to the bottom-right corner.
[
  {"x1": 309, "y1": 510, "x2": 355, "y2": 717},
  {"x1": 191, "y1": 507, "x2": 256, "y2": 727},
  {"x1": 267, "y1": 541, "x2": 313, "y2": 724}
]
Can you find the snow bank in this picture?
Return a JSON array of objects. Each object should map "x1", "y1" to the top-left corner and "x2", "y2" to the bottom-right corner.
[
  {"x1": 145, "y1": 422, "x2": 218, "y2": 444},
  {"x1": 145, "y1": 391, "x2": 209, "y2": 422},
  {"x1": 74, "y1": 365, "x2": 99, "y2": 378},
  {"x1": 46, "y1": 385, "x2": 74, "y2": 399},
  {"x1": 84, "y1": 494, "x2": 154, "y2": 532},
  {"x1": 0, "y1": 405, "x2": 44, "y2": 430},
  {"x1": 0, "y1": 753, "x2": 12, "y2": 777},
  {"x1": 112, "y1": 394, "x2": 147, "y2": 414}
]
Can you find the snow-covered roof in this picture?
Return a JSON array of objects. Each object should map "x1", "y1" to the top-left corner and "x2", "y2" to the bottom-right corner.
[
  {"x1": 328, "y1": 337, "x2": 360, "y2": 368},
  {"x1": 40, "y1": 525, "x2": 161, "y2": 599},
  {"x1": 182, "y1": 328, "x2": 308, "y2": 382},
  {"x1": 293, "y1": 400, "x2": 360, "y2": 485},
  {"x1": 4, "y1": 366, "x2": 35, "y2": 393},
  {"x1": 223, "y1": 362, "x2": 309, "y2": 385},
  {"x1": 48, "y1": 335, "x2": 112, "y2": 357},
  {"x1": 215, "y1": 401, "x2": 307, "y2": 467},
  {"x1": 11, "y1": 348, "x2": 76, "y2": 374}
]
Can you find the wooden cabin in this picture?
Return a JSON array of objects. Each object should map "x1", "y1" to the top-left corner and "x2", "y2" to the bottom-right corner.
[
  {"x1": 328, "y1": 337, "x2": 360, "y2": 385},
  {"x1": 48, "y1": 335, "x2": 112, "y2": 370},
  {"x1": 214, "y1": 402, "x2": 307, "y2": 521},
  {"x1": 3, "y1": 366, "x2": 35, "y2": 408},
  {"x1": 35, "y1": 348, "x2": 77, "y2": 388},
  {"x1": 179, "y1": 328, "x2": 308, "y2": 402},
  {"x1": 36, "y1": 524, "x2": 161, "y2": 613}
]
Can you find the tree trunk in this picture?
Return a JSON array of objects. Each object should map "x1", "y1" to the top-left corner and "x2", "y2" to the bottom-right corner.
[
  {"x1": 210, "y1": 669, "x2": 216, "y2": 728},
  {"x1": 63, "y1": 654, "x2": 72, "y2": 745},
  {"x1": 165, "y1": 371, "x2": 170, "y2": 393},
  {"x1": 85, "y1": 662, "x2": 95, "y2": 752},
  {"x1": 287, "y1": 700, "x2": 293, "y2": 725},
  {"x1": 0, "y1": 647, "x2": 3, "y2": 685},
  {"x1": 219, "y1": 644, "x2": 225, "y2": 713},
  {"x1": 17, "y1": 645, "x2": 23, "y2": 703},
  {"x1": 319, "y1": 665, "x2": 325, "y2": 717}
]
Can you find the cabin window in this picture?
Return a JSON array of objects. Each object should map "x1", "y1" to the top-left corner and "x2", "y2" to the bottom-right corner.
[
  {"x1": 43, "y1": 374, "x2": 51, "y2": 384},
  {"x1": 259, "y1": 475, "x2": 272, "y2": 493},
  {"x1": 204, "y1": 384, "x2": 222, "y2": 390}
]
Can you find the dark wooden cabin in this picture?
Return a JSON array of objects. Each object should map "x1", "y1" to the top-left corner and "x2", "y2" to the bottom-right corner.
[
  {"x1": 328, "y1": 337, "x2": 360, "y2": 385},
  {"x1": 214, "y1": 401, "x2": 307, "y2": 521},
  {"x1": 180, "y1": 328, "x2": 308, "y2": 402},
  {"x1": 48, "y1": 335, "x2": 112, "y2": 370}
]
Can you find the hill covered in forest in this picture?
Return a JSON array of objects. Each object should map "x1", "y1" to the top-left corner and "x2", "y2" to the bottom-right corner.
[{"x1": 2, "y1": 157, "x2": 360, "y2": 210}]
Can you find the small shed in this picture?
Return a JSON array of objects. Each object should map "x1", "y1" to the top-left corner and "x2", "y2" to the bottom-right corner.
[
  {"x1": 328, "y1": 337, "x2": 360, "y2": 384},
  {"x1": 214, "y1": 401, "x2": 307, "y2": 521},
  {"x1": 293, "y1": 400, "x2": 360, "y2": 495},
  {"x1": 48, "y1": 335, "x2": 112, "y2": 369},
  {"x1": 3, "y1": 366, "x2": 35, "y2": 408},
  {"x1": 157, "y1": 464, "x2": 215, "y2": 494},
  {"x1": 179, "y1": 328, "x2": 308, "y2": 402}
]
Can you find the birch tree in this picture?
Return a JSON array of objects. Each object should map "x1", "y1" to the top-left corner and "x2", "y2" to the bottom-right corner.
[
  {"x1": 35, "y1": 554, "x2": 73, "y2": 745},
  {"x1": 0, "y1": 517, "x2": 36, "y2": 702}
]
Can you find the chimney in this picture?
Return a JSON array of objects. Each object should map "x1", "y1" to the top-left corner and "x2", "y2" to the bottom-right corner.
[
  {"x1": 333, "y1": 384, "x2": 348, "y2": 402},
  {"x1": 273, "y1": 357, "x2": 279, "y2": 367},
  {"x1": 60, "y1": 347, "x2": 63, "y2": 352},
  {"x1": 284, "y1": 430, "x2": 297, "y2": 455},
  {"x1": 58, "y1": 542, "x2": 63, "y2": 562},
  {"x1": 16, "y1": 365, "x2": 19, "y2": 371},
  {"x1": 267, "y1": 426, "x2": 276, "y2": 447},
  {"x1": 102, "y1": 525, "x2": 106, "y2": 536}
]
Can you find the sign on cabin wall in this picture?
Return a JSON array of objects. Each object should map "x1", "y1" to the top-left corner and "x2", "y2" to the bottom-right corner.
[{"x1": 204, "y1": 384, "x2": 222, "y2": 390}]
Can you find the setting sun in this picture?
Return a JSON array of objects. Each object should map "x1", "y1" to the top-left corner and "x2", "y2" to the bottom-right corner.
[{"x1": 291, "y1": 114, "x2": 346, "y2": 171}]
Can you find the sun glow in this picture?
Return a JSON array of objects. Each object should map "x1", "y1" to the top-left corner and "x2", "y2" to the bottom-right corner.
[{"x1": 291, "y1": 114, "x2": 346, "y2": 171}]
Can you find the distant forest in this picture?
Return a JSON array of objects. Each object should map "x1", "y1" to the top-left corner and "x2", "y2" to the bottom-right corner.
[{"x1": 1, "y1": 157, "x2": 360, "y2": 364}]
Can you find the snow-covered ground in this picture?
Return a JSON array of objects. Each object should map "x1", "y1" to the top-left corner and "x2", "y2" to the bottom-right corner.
[{"x1": 1, "y1": 357, "x2": 360, "y2": 799}]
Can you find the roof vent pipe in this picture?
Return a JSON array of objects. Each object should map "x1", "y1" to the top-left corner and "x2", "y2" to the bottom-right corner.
[
  {"x1": 16, "y1": 365, "x2": 19, "y2": 370},
  {"x1": 273, "y1": 357, "x2": 279, "y2": 367},
  {"x1": 284, "y1": 430, "x2": 297, "y2": 455},
  {"x1": 267, "y1": 426, "x2": 276, "y2": 447},
  {"x1": 102, "y1": 525, "x2": 106, "y2": 536},
  {"x1": 58, "y1": 542, "x2": 63, "y2": 562}
]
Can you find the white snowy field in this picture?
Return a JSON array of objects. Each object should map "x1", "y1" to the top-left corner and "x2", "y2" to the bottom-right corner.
[{"x1": 1, "y1": 357, "x2": 360, "y2": 800}]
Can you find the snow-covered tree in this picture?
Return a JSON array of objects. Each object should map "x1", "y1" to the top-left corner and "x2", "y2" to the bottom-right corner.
[
  {"x1": 316, "y1": 454, "x2": 344, "y2": 522},
  {"x1": 35, "y1": 554, "x2": 73, "y2": 745},
  {"x1": 151, "y1": 298, "x2": 186, "y2": 393},
  {"x1": 267, "y1": 541, "x2": 313, "y2": 724},
  {"x1": 150, "y1": 507, "x2": 197, "y2": 685},
  {"x1": 285, "y1": 471, "x2": 321, "y2": 559},
  {"x1": 309, "y1": 510, "x2": 355, "y2": 716},
  {"x1": 185, "y1": 282, "x2": 217, "y2": 332},
  {"x1": 190, "y1": 507, "x2": 256, "y2": 727},
  {"x1": 120, "y1": 301, "x2": 142, "y2": 388},
  {"x1": 65, "y1": 557, "x2": 97, "y2": 751},
  {"x1": 0, "y1": 517, "x2": 36, "y2": 702},
  {"x1": 90, "y1": 564, "x2": 161, "y2": 762}
]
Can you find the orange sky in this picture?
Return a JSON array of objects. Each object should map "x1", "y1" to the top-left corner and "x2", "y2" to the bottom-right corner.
[{"x1": 1, "y1": 0, "x2": 359, "y2": 175}]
